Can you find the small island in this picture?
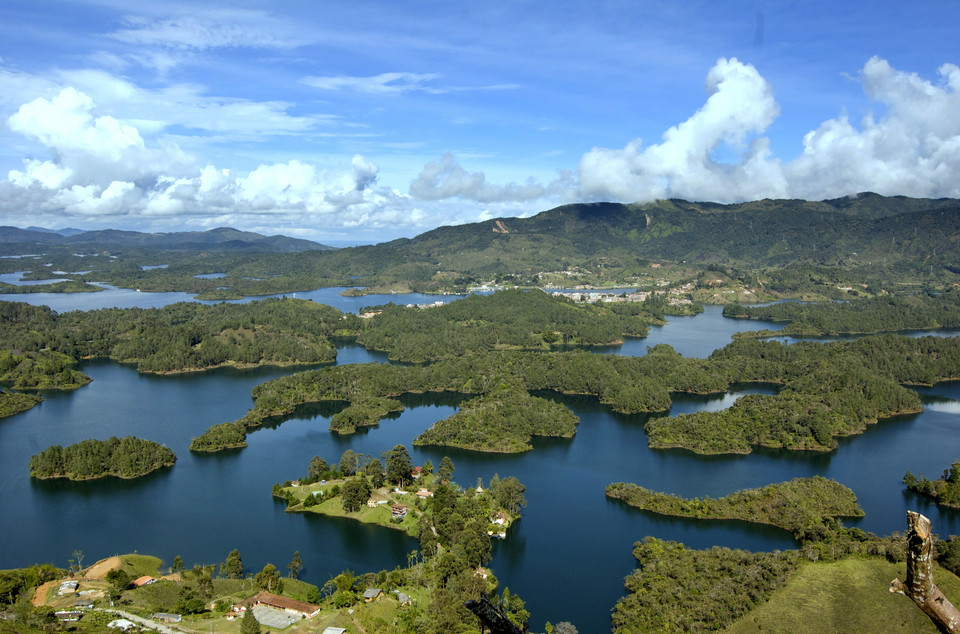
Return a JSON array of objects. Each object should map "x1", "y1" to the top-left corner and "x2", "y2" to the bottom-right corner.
[
  {"x1": 606, "y1": 476, "x2": 863, "y2": 537},
  {"x1": 413, "y1": 389, "x2": 578, "y2": 452},
  {"x1": 189, "y1": 421, "x2": 248, "y2": 452},
  {"x1": 29, "y1": 436, "x2": 176, "y2": 480}
]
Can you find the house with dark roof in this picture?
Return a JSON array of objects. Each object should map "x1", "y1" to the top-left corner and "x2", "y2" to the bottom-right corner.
[{"x1": 234, "y1": 591, "x2": 322, "y2": 618}]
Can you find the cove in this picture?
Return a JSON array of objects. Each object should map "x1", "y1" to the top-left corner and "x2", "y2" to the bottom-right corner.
[{"x1": 1, "y1": 302, "x2": 960, "y2": 631}]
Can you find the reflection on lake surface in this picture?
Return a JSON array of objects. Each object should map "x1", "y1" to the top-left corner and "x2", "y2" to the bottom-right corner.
[{"x1": 0, "y1": 293, "x2": 959, "y2": 631}]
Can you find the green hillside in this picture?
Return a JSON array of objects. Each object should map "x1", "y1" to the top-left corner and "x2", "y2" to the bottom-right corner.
[
  {"x1": 2, "y1": 194, "x2": 958, "y2": 298},
  {"x1": 727, "y1": 557, "x2": 960, "y2": 634}
]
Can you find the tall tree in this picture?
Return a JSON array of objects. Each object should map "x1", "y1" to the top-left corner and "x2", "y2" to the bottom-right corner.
[
  {"x1": 240, "y1": 605, "x2": 261, "y2": 634},
  {"x1": 438, "y1": 456, "x2": 456, "y2": 483},
  {"x1": 255, "y1": 563, "x2": 283, "y2": 594},
  {"x1": 220, "y1": 549, "x2": 244, "y2": 579},
  {"x1": 363, "y1": 457, "x2": 385, "y2": 488},
  {"x1": 307, "y1": 456, "x2": 328, "y2": 480},
  {"x1": 338, "y1": 449, "x2": 361, "y2": 476},
  {"x1": 341, "y1": 475, "x2": 372, "y2": 512},
  {"x1": 70, "y1": 549, "x2": 84, "y2": 574},
  {"x1": 386, "y1": 445, "x2": 413, "y2": 486},
  {"x1": 105, "y1": 569, "x2": 129, "y2": 600},
  {"x1": 497, "y1": 477, "x2": 527, "y2": 514},
  {"x1": 196, "y1": 571, "x2": 213, "y2": 600},
  {"x1": 287, "y1": 551, "x2": 303, "y2": 580}
]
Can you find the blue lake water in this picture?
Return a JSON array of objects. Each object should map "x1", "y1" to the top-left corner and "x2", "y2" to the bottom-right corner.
[
  {"x1": 0, "y1": 284, "x2": 468, "y2": 313},
  {"x1": 0, "y1": 291, "x2": 959, "y2": 631}
]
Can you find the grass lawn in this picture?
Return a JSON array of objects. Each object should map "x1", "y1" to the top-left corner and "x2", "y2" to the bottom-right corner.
[
  {"x1": 727, "y1": 557, "x2": 960, "y2": 633},
  {"x1": 284, "y1": 480, "x2": 423, "y2": 536},
  {"x1": 118, "y1": 554, "x2": 164, "y2": 578}
]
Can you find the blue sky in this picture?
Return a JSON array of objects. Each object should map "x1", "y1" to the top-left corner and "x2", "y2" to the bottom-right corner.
[{"x1": 0, "y1": 1, "x2": 957, "y2": 245}]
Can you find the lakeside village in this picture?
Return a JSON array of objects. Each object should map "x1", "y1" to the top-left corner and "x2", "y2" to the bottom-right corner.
[
  {"x1": 370, "y1": 283, "x2": 699, "y2": 316},
  {"x1": 21, "y1": 456, "x2": 527, "y2": 633}
]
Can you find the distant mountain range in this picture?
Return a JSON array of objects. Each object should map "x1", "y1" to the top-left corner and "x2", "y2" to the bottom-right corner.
[
  {"x1": 0, "y1": 226, "x2": 333, "y2": 253},
  {"x1": 2, "y1": 194, "x2": 958, "y2": 296},
  {"x1": 25, "y1": 226, "x2": 86, "y2": 237},
  {"x1": 314, "y1": 192, "x2": 960, "y2": 277}
]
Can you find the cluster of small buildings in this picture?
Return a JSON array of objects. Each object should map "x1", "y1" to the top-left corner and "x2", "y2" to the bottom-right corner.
[{"x1": 405, "y1": 300, "x2": 445, "y2": 309}]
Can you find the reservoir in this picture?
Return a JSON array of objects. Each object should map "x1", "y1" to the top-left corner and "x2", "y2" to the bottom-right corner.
[{"x1": 1, "y1": 295, "x2": 960, "y2": 632}]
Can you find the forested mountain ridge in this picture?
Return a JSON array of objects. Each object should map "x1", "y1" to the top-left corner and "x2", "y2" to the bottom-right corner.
[
  {"x1": 138, "y1": 194, "x2": 960, "y2": 293},
  {"x1": 0, "y1": 226, "x2": 331, "y2": 252},
  {"x1": 2, "y1": 194, "x2": 957, "y2": 298},
  {"x1": 393, "y1": 194, "x2": 960, "y2": 272}
]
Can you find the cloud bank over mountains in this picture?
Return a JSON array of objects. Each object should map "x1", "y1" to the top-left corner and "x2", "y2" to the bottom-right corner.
[
  {"x1": 2, "y1": 56, "x2": 958, "y2": 240},
  {"x1": 579, "y1": 56, "x2": 960, "y2": 204}
]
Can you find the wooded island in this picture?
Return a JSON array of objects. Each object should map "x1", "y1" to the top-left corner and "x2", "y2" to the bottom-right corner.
[{"x1": 28, "y1": 436, "x2": 176, "y2": 480}]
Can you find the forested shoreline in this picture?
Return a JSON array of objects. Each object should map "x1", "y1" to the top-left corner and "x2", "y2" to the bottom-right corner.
[
  {"x1": 0, "y1": 390, "x2": 41, "y2": 418},
  {"x1": 413, "y1": 388, "x2": 579, "y2": 452},
  {"x1": 726, "y1": 292, "x2": 960, "y2": 337},
  {"x1": 605, "y1": 477, "x2": 864, "y2": 537},
  {"x1": 0, "y1": 298, "x2": 341, "y2": 379},
  {"x1": 191, "y1": 333, "x2": 960, "y2": 455},
  {"x1": 6, "y1": 280, "x2": 960, "y2": 630},
  {"x1": 903, "y1": 461, "x2": 960, "y2": 508},
  {"x1": 28, "y1": 436, "x2": 176, "y2": 480}
]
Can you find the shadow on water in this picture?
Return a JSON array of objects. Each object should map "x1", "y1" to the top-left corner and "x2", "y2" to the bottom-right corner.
[{"x1": 29, "y1": 465, "x2": 177, "y2": 496}]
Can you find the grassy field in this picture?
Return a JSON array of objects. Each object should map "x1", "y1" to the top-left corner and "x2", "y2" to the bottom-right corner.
[
  {"x1": 727, "y1": 557, "x2": 960, "y2": 633},
  {"x1": 283, "y1": 479, "x2": 424, "y2": 536}
]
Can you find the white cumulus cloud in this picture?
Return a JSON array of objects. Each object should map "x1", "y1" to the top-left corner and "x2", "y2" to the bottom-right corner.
[
  {"x1": 7, "y1": 87, "x2": 192, "y2": 191},
  {"x1": 785, "y1": 56, "x2": 960, "y2": 199},
  {"x1": 579, "y1": 57, "x2": 785, "y2": 202},
  {"x1": 2, "y1": 88, "x2": 394, "y2": 230},
  {"x1": 578, "y1": 56, "x2": 960, "y2": 203}
]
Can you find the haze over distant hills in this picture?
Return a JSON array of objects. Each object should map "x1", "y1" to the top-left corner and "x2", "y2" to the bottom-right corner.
[
  {"x1": 0, "y1": 226, "x2": 332, "y2": 253},
  {"x1": 1, "y1": 194, "x2": 957, "y2": 299}
]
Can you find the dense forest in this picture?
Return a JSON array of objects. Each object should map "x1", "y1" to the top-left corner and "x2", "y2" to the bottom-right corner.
[
  {"x1": 611, "y1": 537, "x2": 801, "y2": 632},
  {"x1": 0, "y1": 297, "x2": 341, "y2": 378},
  {"x1": 28, "y1": 436, "x2": 176, "y2": 480},
  {"x1": 0, "y1": 290, "x2": 680, "y2": 389},
  {"x1": 356, "y1": 288, "x2": 680, "y2": 362},
  {"x1": 725, "y1": 292, "x2": 960, "y2": 337},
  {"x1": 4, "y1": 196, "x2": 960, "y2": 631},
  {"x1": 0, "y1": 390, "x2": 41, "y2": 419},
  {"x1": 0, "y1": 350, "x2": 90, "y2": 390},
  {"x1": 606, "y1": 477, "x2": 863, "y2": 537},
  {"x1": 607, "y1": 478, "x2": 942, "y2": 632},
  {"x1": 191, "y1": 333, "x2": 960, "y2": 455},
  {"x1": 413, "y1": 388, "x2": 579, "y2": 452}
]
